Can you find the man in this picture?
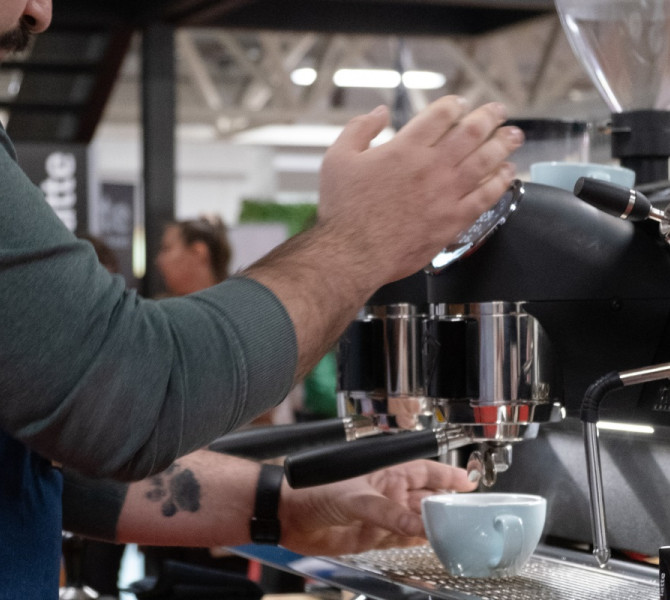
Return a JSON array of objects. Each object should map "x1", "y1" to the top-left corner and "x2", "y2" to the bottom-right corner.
[{"x1": 0, "y1": 1, "x2": 524, "y2": 597}]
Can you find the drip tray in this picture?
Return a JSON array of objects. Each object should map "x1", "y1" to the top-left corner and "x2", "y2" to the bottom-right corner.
[{"x1": 333, "y1": 545, "x2": 658, "y2": 600}]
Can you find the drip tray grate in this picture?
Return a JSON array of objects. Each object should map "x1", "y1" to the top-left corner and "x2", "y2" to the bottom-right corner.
[{"x1": 334, "y1": 545, "x2": 658, "y2": 600}]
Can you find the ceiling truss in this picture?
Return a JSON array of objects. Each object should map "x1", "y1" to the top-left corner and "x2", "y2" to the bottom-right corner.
[{"x1": 98, "y1": 13, "x2": 607, "y2": 142}]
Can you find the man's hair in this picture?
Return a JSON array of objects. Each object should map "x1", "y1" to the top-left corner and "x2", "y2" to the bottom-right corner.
[{"x1": 172, "y1": 216, "x2": 232, "y2": 283}]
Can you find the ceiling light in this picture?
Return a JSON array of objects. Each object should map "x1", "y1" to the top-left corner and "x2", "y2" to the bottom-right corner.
[
  {"x1": 402, "y1": 70, "x2": 446, "y2": 90},
  {"x1": 333, "y1": 68, "x2": 401, "y2": 89},
  {"x1": 291, "y1": 67, "x2": 447, "y2": 90},
  {"x1": 291, "y1": 67, "x2": 317, "y2": 86}
]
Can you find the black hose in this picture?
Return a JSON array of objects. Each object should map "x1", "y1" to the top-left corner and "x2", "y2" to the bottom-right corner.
[{"x1": 580, "y1": 371, "x2": 624, "y2": 424}]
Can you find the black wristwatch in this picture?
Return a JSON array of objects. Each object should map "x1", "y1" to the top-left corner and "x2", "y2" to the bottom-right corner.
[{"x1": 250, "y1": 463, "x2": 284, "y2": 545}]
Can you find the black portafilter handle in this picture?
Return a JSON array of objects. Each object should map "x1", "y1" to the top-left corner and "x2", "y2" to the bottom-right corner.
[
  {"x1": 284, "y1": 429, "x2": 440, "y2": 488},
  {"x1": 573, "y1": 177, "x2": 651, "y2": 221},
  {"x1": 208, "y1": 418, "x2": 356, "y2": 460}
]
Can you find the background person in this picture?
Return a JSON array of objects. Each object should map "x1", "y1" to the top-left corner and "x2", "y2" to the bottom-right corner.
[{"x1": 155, "y1": 216, "x2": 231, "y2": 297}]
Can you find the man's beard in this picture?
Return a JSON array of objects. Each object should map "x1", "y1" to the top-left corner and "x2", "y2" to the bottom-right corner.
[{"x1": 0, "y1": 18, "x2": 32, "y2": 54}]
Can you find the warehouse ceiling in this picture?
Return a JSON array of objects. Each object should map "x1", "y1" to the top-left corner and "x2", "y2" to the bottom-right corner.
[{"x1": 0, "y1": 0, "x2": 609, "y2": 144}]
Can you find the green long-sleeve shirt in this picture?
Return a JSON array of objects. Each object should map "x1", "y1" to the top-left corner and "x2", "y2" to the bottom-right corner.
[{"x1": 0, "y1": 126, "x2": 297, "y2": 481}]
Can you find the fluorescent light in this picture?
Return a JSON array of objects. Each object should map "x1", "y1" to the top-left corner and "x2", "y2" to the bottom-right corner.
[
  {"x1": 596, "y1": 421, "x2": 655, "y2": 435},
  {"x1": 290, "y1": 67, "x2": 447, "y2": 90},
  {"x1": 402, "y1": 70, "x2": 446, "y2": 90},
  {"x1": 333, "y1": 68, "x2": 401, "y2": 88},
  {"x1": 291, "y1": 67, "x2": 317, "y2": 86}
]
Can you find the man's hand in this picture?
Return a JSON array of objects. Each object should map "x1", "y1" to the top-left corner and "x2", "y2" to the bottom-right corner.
[
  {"x1": 279, "y1": 459, "x2": 478, "y2": 556},
  {"x1": 318, "y1": 95, "x2": 523, "y2": 287}
]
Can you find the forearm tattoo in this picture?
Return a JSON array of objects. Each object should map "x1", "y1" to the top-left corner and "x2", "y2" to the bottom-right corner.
[{"x1": 145, "y1": 462, "x2": 201, "y2": 517}]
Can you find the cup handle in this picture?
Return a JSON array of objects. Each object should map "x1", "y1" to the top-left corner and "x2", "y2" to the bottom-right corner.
[{"x1": 489, "y1": 514, "x2": 524, "y2": 570}]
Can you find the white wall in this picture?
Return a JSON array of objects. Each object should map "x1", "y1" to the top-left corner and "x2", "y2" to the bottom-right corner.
[
  {"x1": 175, "y1": 140, "x2": 278, "y2": 223},
  {"x1": 91, "y1": 124, "x2": 281, "y2": 226}
]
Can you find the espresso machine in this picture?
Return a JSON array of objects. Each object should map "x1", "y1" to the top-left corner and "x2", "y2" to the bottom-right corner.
[
  {"x1": 224, "y1": 174, "x2": 670, "y2": 597},
  {"x1": 282, "y1": 174, "x2": 670, "y2": 474},
  {"x1": 279, "y1": 0, "x2": 670, "y2": 577},
  {"x1": 216, "y1": 2, "x2": 670, "y2": 596}
]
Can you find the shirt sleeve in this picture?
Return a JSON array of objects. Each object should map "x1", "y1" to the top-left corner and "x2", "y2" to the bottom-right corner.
[{"x1": 0, "y1": 132, "x2": 297, "y2": 481}]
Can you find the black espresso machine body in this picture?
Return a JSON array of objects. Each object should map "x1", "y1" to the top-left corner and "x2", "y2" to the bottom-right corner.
[
  {"x1": 426, "y1": 180, "x2": 670, "y2": 424},
  {"x1": 305, "y1": 179, "x2": 670, "y2": 496},
  {"x1": 327, "y1": 179, "x2": 670, "y2": 558},
  {"x1": 336, "y1": 180, "x2": 670, "y2": 440},
  {"x1": 214, "y1": 178, "x2": 670, "y2": 556}
]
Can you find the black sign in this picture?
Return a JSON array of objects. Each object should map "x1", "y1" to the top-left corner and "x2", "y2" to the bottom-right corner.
[
  {"x1": 15, "y1": 142, "x2": 89, "y2": 236},
  {"x1": 98, "y1": 182, "x2": 138, "y2": 287}
]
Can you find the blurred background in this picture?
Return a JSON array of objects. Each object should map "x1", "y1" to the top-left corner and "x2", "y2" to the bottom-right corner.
[{"x1": 0, "y1": 0, "x2": 610, "y2": 294}]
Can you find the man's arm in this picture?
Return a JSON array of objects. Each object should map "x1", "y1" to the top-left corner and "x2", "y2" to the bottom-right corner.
[
  {"x1": 63, "y1": 450, "x2": 476, "y2": 556},
  {"x1": 0, "y1": 96, "x2": 521, "y2": 480},
  {"x1": 62, "y1": 452, "x2": 258, "y2": 547}
]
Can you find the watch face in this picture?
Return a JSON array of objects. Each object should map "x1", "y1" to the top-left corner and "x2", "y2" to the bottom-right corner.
[{"x1": 427, "y1": 180, "x2": 524, "y2": 273}]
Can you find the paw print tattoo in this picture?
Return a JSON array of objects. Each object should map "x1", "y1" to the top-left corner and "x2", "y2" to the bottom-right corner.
[{"x1": 146, "y1": 462, "x2": 201, "y2": 517}]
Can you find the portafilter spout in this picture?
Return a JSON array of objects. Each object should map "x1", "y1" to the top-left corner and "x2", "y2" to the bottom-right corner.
[
  {"x1": 580, "y1": 362, "x2": 670, "y2": 567},
  {"x1": 466, "y1": 443, "x2": 514, "y2": 488}
]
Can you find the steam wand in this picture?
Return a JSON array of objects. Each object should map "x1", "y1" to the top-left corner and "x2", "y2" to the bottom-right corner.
[
  {"x1": 573, "y1": 177, "x2": 670, "y2": 243},
  {"x1": 580, "y1": 362, "x2": 670, "y2": 567}
]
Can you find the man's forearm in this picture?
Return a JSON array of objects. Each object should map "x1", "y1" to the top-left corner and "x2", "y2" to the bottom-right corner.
[
  {"x1": 64, "y1": 451, "x2": 261, "y2": 546},
  {"x1": 115, "y1": 451, "x2": 261, "y2": 547},
  {"x1": 243, "y1": 221, "x2": 375, "y2": 382},
  {"x1": 64, "y1": 447, "x2": 479, "y2": 558}
]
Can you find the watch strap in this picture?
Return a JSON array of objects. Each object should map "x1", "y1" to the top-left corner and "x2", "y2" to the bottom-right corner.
[{"x1": 250, "y1": 463, "x2": 284, "y2": 545}]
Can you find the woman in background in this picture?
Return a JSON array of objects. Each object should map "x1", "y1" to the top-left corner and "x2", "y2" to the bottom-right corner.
[{"x1": 156, "y1": 216, "x2": 231, "y2": 296}]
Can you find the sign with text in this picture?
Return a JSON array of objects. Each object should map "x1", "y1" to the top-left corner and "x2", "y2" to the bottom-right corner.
[
  {"x1": 98, "y1": 182, "x2": 138, "y2": 288},
  {"x1": 15, "y1": 142, "x2": 89, "y2": 235}
]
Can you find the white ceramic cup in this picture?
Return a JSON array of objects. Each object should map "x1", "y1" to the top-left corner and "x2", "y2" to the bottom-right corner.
[
  {"x1": 530, "y1": 161, "x2": 635, "y2": 192},
  {"x1": 421, "y1": 492, "x2": 546, "y2": 578}
]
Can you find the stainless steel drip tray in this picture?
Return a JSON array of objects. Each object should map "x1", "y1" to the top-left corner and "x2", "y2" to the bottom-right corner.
[
  {"x1": 230, "y1": 543, "x2": 657, "y2": 600},
  {"x1": 329, "y1": 544, "x2": 658, "y2": 600}
]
